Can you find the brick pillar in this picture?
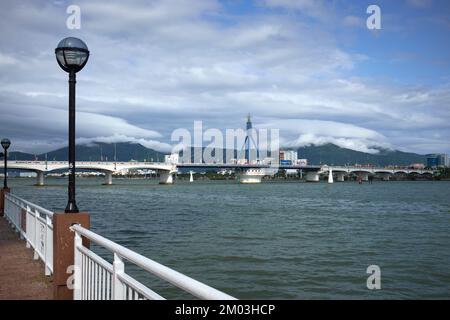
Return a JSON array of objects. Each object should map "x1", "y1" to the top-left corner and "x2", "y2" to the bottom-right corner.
[
  {"x1": 0, "y1": 187, "x2": 10, "y2": 216},
  {"x1": 53, "y1": 212, "x2": 90, "y2": 300}
]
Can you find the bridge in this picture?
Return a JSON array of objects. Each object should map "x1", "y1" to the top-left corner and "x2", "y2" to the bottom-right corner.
[
  {"x1": 1, "y1": 160, "x2": 177, "y2": 185},
  {"x1": 0, "y1": 115, "x2": 436, "y2": 185},
  {"x1": 0, "y1": 160, "x2": 436, "y2": 185}
]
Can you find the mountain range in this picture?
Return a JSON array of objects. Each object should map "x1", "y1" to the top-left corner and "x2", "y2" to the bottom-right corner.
[
  {"x1": 8, "y1": 142, "x2": 166, "y2": 162},
  {"x1": 6, "y1": 142, "x2": 429, "y2": 166},
  {"x1": 297, "y1": 144, "x2": 428, "y2": 166}
]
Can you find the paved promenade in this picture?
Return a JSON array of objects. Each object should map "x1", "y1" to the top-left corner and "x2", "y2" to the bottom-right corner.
[{"x1": 0, "y1": 217, "x2": 53, "y2": 299}]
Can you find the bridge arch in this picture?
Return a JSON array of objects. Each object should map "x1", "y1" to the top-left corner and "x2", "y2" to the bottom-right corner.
[{"x1": 393, "y1": 170, "x2": 408, "y2": 174}]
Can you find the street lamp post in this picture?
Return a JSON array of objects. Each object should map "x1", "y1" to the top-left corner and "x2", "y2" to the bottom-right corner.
[
  {"x1": 53, "y1": 37, "x2": 91, "y2": 300},
  {"x1": 55, "y1": 37, "x2": 89, "y2": 213},
  {"x1": 1, "y1": 138, "x2": 11, "y2": 189}
]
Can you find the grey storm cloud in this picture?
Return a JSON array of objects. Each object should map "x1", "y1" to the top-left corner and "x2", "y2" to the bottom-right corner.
[{"x1": 0, "y1": 0, "x2": 449, "y2": 155}]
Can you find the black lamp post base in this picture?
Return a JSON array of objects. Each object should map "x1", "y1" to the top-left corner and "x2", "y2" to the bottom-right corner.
[{"x1": 64, "y1": 202, "x2": 79, "y2": 214}]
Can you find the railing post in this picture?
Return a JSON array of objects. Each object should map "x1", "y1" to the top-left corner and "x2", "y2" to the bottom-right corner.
[
  {"x1": 20, "y1": 208, "x2": 27, "y2": 240},
  {"x1": 33, "y1": 207, "x2": 39, "y2": 260},
  {"x1": 25, "y1": 206, "x2": 31, "y2": 248},
  {"x1": 112, "y1": 253, "x2": 125, "y2": 300},
  {"x1": 44, "y1": 214, "x2": 52, "y2": 276},
  {"x1": 73, "y1": 231, "x2": 82, "y2": 300},
  {"x1": 53, "y1": 212, "x2": 90, "y2": 300}
]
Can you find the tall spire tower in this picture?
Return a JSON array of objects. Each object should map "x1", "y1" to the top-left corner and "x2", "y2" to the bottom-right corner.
[
  {"x1": 238, "y1": 114, "x2": 259, "y2": 163},
  {"x1": 246, "y1": 113, "x2": 252, "y2": 130},
  {"x1": 244, "y1": 114, "x2": 259, "y2": 163}
]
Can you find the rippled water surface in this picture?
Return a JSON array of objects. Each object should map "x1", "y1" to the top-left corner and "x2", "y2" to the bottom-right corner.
[{"x1": 9, "y1": 177, "x2": 450, "y2": 299}]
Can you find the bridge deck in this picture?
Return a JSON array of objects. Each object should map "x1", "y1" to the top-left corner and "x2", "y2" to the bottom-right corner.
[{"x1": 0, "y1": 217, "x2": 53, "y2": 299}]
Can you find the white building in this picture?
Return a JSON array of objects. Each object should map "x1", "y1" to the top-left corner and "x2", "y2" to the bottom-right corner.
[
  {"x1": 279, "y1": 150, "x2": 297, "y2": 162},
  {"x1": 442, "y1": 154, "x2": 450, "y2": 167}
]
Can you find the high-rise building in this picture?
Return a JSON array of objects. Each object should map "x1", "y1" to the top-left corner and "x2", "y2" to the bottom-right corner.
[
  {"x1": 427, "y1": 154, "x2": 449, "y2": 168},
  {"x1": 441, "y1": 154, "x2": 449, "y2": 167},
  {"x1": 427, "y1": 156, "x2": 437, "y2": 168}
]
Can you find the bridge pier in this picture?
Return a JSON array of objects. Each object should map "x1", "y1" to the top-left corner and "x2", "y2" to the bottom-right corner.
[
  {"x1": 379, "y1": 172, "x2": 390, "y2": 181},
  {"x1": 159, "y1": 171, "x2": 174, "y2": 184},
  {"x1": 35, "y1": 171, "x2": 45, "y2": 186},
  {"x1": 328, "y1": 169, "x2": 334, "y2": 184},
  {"x1": 306, "y1": 172, "x2": 319, "y2": 182},
  {"x1": 238, "y1": 169, "x2": 264, "y2": 184},
  {"x1": 360, "y1": 172, "x2": 369, "y2": 181},
  {"x1": 103, "y1": 172, "x2": 113, "y2": 185},
  {"x1": 189, "y1": 171, "x2": 194, "y2": 183},
  {"x1": 336, "y1": 172, "x2": 345, "y2": 182}
]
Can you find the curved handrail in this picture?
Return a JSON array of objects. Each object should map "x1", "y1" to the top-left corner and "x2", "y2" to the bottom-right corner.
[
  {"x1": 6, "y1": 193, "x2": 54, "y2": 217},
  {"x1": 71, "y1": 224, "x2": 236, "y2": 300}
]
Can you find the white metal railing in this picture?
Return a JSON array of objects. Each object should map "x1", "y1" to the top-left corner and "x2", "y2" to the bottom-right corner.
[
  {"x1": 71, "y1": 225, "x2": 236, "y2": 300},
  {"x1": 4, "y1": 193, "x2": 54, "y2": 275}
]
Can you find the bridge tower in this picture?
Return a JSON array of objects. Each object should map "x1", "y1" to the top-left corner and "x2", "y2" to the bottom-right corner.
[
  {"x1": 237, "y1": 115, "x2": 265, "y2": 183},
  {"x1": 243, "y1": 114, "x2": 258, "y2": 164}
]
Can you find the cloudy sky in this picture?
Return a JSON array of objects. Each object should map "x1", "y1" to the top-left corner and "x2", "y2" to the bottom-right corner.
[{"x1": 0, "y1": 0, "x2": 449, "y2": 155}]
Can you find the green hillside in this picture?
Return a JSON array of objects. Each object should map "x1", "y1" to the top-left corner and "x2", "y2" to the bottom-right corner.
[
  {"x1": 6, "y1": 142, "x2": 429, "y2": 166},
  {"x1": 297, "y1": 144, "x2": 428, "y2": 166}
]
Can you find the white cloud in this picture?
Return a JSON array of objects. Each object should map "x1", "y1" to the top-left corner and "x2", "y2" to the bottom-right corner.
[
  {"x1": 259, "y1": 119, "x2": 390, "y2": 153},
  {"x1": 0, "y1": 52, "x2": 18, "y2": 65}
]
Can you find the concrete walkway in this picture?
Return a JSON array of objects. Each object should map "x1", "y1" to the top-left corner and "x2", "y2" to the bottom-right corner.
[{"x1": 0, "y1": 217, "x2": 53, "y2": 299}]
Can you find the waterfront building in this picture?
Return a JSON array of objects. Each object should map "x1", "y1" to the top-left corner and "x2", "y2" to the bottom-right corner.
[
  {"x1": 279, "y1": 150, "x2": 298, "y2": 164},
  {"x1": 427, "y1": 154, "x2": 449, "y2": 168},
  {"x1": 443, "y1": 154, "x2": 450, "y2": 167},
  {"x1": 427, "y1": 156, "x2": 438, "y2": 168}
]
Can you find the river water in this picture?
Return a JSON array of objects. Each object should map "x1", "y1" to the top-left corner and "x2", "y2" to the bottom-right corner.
[{"x1": 8, "y1": 177, "x2": 450, "y2": 299}]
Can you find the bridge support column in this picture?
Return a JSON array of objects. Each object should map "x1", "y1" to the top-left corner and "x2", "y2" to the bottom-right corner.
[
  {"x1": 380, "y1": 173, "x2": 390, "y2": 181},
  {"x1": 336, "y1": 172, "x2": 345, "y2": 182},
  {"x1": 237, "y1": 169, "x2": 264, "y2": 184},
  {"x1": 306, "y1": 172, "x2": 319, "y2": 182},
  {"x1": 35, "y1": 171, "x2": 45, "y2": 186},
  {"x1": 159, "y1": 171, "x2": 174, "y2": 184},
  {"x1": 189, "y1": 171, "x2": 194, "y2": 183},
  {"x1": 103, "y1": 171, "x2": 113, "y2": 185},
  {"x1": 361, "y1": 172, "x2": 369, "y2": 181},
  {"x1": 328, "y1": 169, "x2": 334, "y2": 184}
]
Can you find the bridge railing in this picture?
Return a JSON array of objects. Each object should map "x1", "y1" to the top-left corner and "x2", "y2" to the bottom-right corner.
[
  {"x1": 71, "y1": 224, "x2": 236, "y2": 300},
  {"x1": 4, "y1": 193, "x2": 54, "y2": 275}
]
